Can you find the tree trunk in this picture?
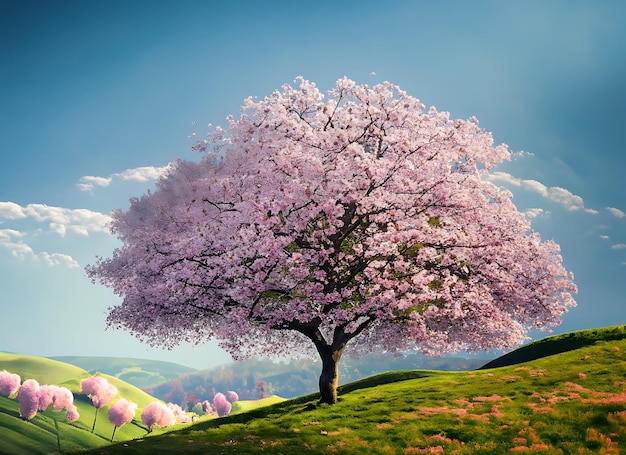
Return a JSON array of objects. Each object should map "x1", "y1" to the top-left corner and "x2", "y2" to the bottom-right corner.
[{"x1": 318, "y1": 347, "x2": 343, "y2": 404}]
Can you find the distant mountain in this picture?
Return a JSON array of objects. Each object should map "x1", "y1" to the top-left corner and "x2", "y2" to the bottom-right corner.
[
  {"x1": 50, "y1": 356, "x2": 197, "y2": 388},
  {"x1": 145, "y1": 353, "x2": 489, "y2": 406}
]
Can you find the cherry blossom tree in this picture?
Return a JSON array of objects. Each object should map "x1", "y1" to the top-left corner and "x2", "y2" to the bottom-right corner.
[
  {"x1": 80, "y1": 375, "x2": 118, "y2": 432},
  {"x1": 212, "y1": 392, "x2": 232, "y2": 417},
  {"x1": 0, "y1": 370, "x2": 20, "y2": 397},
  {"x1": 87, "y1": 77, "x2": 577, "y2": 404},
  {"x1": 37, "y1": 384, "x2": 77, "y2": 421},
  {"x1": 226, "y1": 391, "x2": 239, "y2": 403},
  {"x1": 17, "y1": 379, "x2": 40, "y2": 420},
  {"x1": 141, "y1": 401, "x2": 176, "y2": 432},
  {"x1": 108, "y1": 398, "x2": 137, "y2": 441},
  {"x1": 167, "y1": 402, "x2": 192, "y2": 423},
  {"x1": 201, "y1": 399, "x2": 217, "y2": 416}
]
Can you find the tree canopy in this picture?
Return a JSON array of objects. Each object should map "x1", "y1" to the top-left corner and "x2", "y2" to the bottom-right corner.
[{"x1": 88, "y1": 77, "x2": 577, "y2": 403}]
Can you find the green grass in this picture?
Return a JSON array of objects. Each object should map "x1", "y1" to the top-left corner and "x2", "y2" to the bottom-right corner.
[
  {"x1": 77, "y1": 325, "x2": 626, "y2": 454},
  {"x1": 4, "y1": 325, "x2": 626, "y2": 454}
]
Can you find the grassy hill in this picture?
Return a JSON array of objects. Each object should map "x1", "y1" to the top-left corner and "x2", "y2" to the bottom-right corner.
[
  {"x1": 50, "y1": 356, "x2": 197, "y2": 388},
  {"x1": 78, "y1": 324, "x2": 626, "y2": 454},
  {"x1": 0, "y1": 353, "x2": 179, "y2": 454}
]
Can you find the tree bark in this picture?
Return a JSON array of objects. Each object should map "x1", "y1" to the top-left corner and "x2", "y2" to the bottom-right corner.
[{"x1": 318, "y1": 347, "x2": 343, "y2": 404}]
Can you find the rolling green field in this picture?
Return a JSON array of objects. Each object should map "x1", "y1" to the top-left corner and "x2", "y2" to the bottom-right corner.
[
  {"x1": 2, "y1": 325, "x2": 626, "y2": 454},
  {"x1": 78, "y1": 325, "x2": 626, "y2": 454},
  {"x1": 0, "y1": 353, "x2": 189, "y2": 454}
]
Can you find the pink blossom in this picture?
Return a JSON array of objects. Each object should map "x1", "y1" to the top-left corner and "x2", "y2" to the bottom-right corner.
[
  {"x1": 52, "y1": 386, "x2": 74, "y2": 412},
  {"x1": 108, "y1": 398, "x2": 137, "y2": 427},
  {"x1": 17, "y1": 379, "x2": 40, "y2": 420},
  {"x1": 109, "y1": 398, "x2": 137, "y2": 441},
  {"x1": 212, "y1": 393, "x2": 232, "y2": 417},
  {"x1": 36, "y1": 384, "x2": 75, "y2": 416},
  {"x1": 202, "y1": 399, "x2": 217, "y2": 416},
  {"x1": 167, "y1": 402, "x2": 192, "y2": 423},
  {"x1": 80, "y1": 375, "x2": 118, "y2": 408},
  {"x1": 65, "y1": 403, "x2": 80, "y2": 422},
  {"x1": 226, "y1": 391, "x2": 239, "y2": 403},
  {"x1": 0, "y1": 370, "x2": 21, "y2": 397},
  {"x1": 37, "y1": 385, "x2": 56, "y2": 411},
  {"x1": 141, "y1": 401, "x2": 176, "y2": 432}
]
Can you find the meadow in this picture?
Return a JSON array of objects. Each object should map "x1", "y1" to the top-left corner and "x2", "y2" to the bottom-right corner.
[{"x1": 2, "y1": 325, "x2": 626, "y2": 454}]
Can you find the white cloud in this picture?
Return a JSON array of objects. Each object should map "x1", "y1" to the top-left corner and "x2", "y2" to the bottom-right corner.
[
  {"x1": 76, "y1": 175, "x2": 112, "y2": 192},
  {"x1": 0, "y1": 202, "x2": 112, "y2": 237},
  {"x1": 600, "y1": 235, "x2": 609, "y2": 240},
  {"x1": 510, "y1": 150, "x2": 534, "y2": 160},
  {"x1": 40, "y1": 252, "x2": 80, "y2": 268},
  {"x1": 611, "y1": 244, "x2": 626, "y2": 250},
  {"x1": 524, "y1": 208, "x2": 548, "y2": 219},
  {"x1": 77, "y1": 163, "x2": 174, "y2": 191},
  {"x1": 0, "y1": 228, "x2": 80, "y2": 268},
  {"x1": 487, "y1": 171, "x2": 597, "y2": 214},
  {"x1": 607, "y1": 207, "x2": 625, "y2": 219},
  {"x1": 0, "y1": 201, "x2": 27, "y2": 219}
]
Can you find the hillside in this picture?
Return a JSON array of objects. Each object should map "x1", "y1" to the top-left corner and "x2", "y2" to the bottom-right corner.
[
  {"x1": 50, "y1": 356, "x2": 197, "y2": 388},
  {"x1": 146, "y1": 353, "x2": 487, "y2": 405},
  {"x1": 0, "y1": 354, "x2": 171, "y2": 454},
  {"x1": 80, "y1": 325, "x2": 626, "y2": 454}
]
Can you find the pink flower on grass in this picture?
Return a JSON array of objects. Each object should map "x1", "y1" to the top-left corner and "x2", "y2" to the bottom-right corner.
[
  {"x1": 17, "y1": 379, "x2": 40, "y2": 420},
  {"x1": 141, "y1": 401, "x2": 176, "y2": 432},
  {"x1": 109, "y1": 398, "x2": 137, "y2": 441},
  {"x1": 0, "y1": 370, "x2": 21, "y2": 397},
  {"x1": 226, "y1": 391, "x2": 239, "y2": 403}
]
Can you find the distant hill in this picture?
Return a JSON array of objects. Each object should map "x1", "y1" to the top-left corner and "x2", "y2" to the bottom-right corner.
[
  {"x1": 50, "y1": 356, "x2": 197, "y2": 388},
  {"x1": 145, "y1": 352, "x2": 488, "y2": 405}
]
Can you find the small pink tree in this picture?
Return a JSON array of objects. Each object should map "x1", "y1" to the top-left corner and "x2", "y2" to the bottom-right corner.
[
  {"x1": 108, "y1": 398, "x2": 137, "y2": 442},
  {"x1": 167, "y1": 402, "x2": 192, "y2": 423},
  {"x1": 17, "y1": 379, "x2": 40, "y2": 420},
  {"x1": 141, "y1": 401, "x2": 176, "y2": 433},
  {"x1": 226, "y1": 391, "x2": 239, "y2": 403},
  {"x1": 0, "y1": 370, "x2": 21, "y2": 397},
  {"x1": 80, "y1": 375, "x2": 118, "y2": 432},
  {"x1": 37, "y1": 385, "x2": 56, "y2": 411},
  {"x1": 37, "y1": 384, "x2": 78, "y2": 422},
  {"x1": 51, "y1": 386, "x2": 75, "y2": 413},
  {"x1": 0, "y1": 370, "x2": 22, "y2": 397},
  {"x1": 212, "y1": 393, "x2": 232, "y2": 417},
  {"x1": 201, "y1": 399, "x2": 217, "y2": 416}
]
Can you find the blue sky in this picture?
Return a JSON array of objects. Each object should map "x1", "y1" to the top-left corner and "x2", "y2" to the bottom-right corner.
[{"x1": 1, "y1": 0, "x2": 625, "y2": 370}]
